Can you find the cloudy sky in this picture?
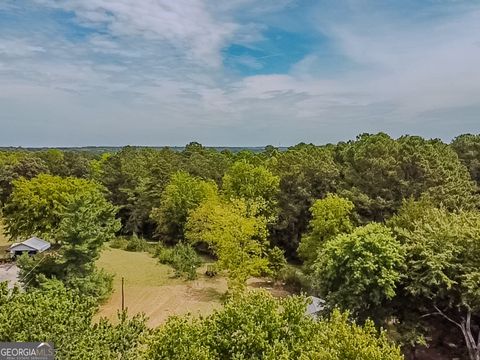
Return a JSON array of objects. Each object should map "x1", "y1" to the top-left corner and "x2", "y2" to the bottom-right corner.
[{"x1": 1, "y1": 0, "x2": 479, "y2": 146}]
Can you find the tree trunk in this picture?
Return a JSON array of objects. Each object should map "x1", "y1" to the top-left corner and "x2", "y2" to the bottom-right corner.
[{"x1": 433, "y1": 306, "x2": 480, "y2": 360}]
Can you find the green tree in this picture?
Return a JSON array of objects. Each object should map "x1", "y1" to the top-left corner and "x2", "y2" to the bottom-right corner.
[
  {"x1": 3, "y1": 174, "x2": 112, "y2": 241},
  {"x1": 338, "y1": 133, "x2": 401, "y2": 221},
  {"x1": 312, "y1": 223, "x2": 405, "y2": 322},
  {"x1": 0, "y1": 280, "x2": 147, "y2": 360},
  {"x1": 144, "y1": 290, "x2": 403, "y2": 360},
  {"x1": 399, "y1": 136, "x2": 479, "y2": 211},
  {"x1": 0, "y1": 151, "x2": 49, "y2": 205},
  {"x1": 298, "y1": 194, "x2": 354, "y2": 271},
  {"x1": 98, "y1": 147, "x2": 182, "y2": 237},
  {"x1": 181, "y1": 142, "x2": 231, "y2": 185},
  {"x1": 186, "y1": 198, "x2": 269, "y2": 293},
  {"x1": 37, "y1": 149, "x2": 68, "y2": 176},
  {"x1": 401, "y1": 208, "x2": 480, "y2": 360},
  {"x1": 451, "y1": 134, "x2": 480, "y2": 185},
  {"x1": 222, "y1": 160, "x2": 280, "y2": 220},
  {"x1": 14, "y1": 185, "x2": 120, "y2": 301},
  {"x1": 57, "y1": 193, "x2": 120, "y2": 270},
  {"x1": 63, "y1": 151, "x2": 94, "y2": 178},
  {"x1": 386, "y1": 197, "x2": 437, "y2": 239},
  {"x1": 270, "y1": 145, "x2": 340, "y2": 257},
  {"x1": 151, "y1": 171, "x2": 218, "y2": 243},
  {"x1": 338, "y1": 133, "x2": 478, "y2": 222}
]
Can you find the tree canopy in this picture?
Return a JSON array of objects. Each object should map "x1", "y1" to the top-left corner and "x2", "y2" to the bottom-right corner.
[
  {"x1": 186, "y1": 198, "x2": 269, "y2": 293},
  {"x1": 3, "y1": 174, "x2": 114, "y2": 241},
  {"x1": 312, "y1": 223, "x2": 405, "y2": 322},
  {"x1": 222, "y1": 160, "x2": 280, "y2": 220},
  {"x1": 298, "y1": 194, "x2": 355, "y2": 271},
  {"x1": 151, "y1": 171, "x2": 218, "y2": 243},
  {"x1": 145, "y1": 290, "x2": 403, "y2": 360}
]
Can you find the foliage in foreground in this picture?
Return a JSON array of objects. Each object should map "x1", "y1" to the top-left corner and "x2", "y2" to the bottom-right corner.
[
  {"x1": 0, "y1": 280, "x2": 147, "y2": 360},
  {"x1": 400, "y1": 207, "x2": 480, "y2": 360},
  {"x1": 145, "y1": 290, "x2": 403, "y2": 360}
]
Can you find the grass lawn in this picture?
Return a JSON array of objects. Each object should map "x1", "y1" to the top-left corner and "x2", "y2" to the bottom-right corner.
[
  {"x1": 0, "y1": 224, "x2": 11, "y2": 261},
  {"x1": 0, "y1": 224, "x2": 9, "y2": 247},
  {"x1": 96, "y1": 247, "x2": 227, "y2": 327}
]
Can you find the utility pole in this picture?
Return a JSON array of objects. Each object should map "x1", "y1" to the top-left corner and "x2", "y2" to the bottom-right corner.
[{"x1": 121, "y1": 277, "x2": 125, "y2": 311}]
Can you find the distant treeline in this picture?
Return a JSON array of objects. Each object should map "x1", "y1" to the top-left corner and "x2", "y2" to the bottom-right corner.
[{"x1": 0, "y1": 145, "x2": 285, "y2": 154}]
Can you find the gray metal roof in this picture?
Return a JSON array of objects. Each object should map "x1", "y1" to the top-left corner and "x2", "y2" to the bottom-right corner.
[
  {"x1": 306, "y1": 296, "x2": 325, "y2": 317},
  {"x1": 20, "y1": 237, "x2": 50, "y2": 252}
]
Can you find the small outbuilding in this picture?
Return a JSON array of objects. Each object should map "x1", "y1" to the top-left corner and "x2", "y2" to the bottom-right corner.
[
  {"x1": 9, "y1": 237, "x2": 51, "y2": 258},
  {"x1": 305, "y1": 296, "x2": 325, "y2": 318}
]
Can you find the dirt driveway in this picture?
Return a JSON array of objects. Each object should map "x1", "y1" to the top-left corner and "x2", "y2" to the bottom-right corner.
[{"x1": 0, "y1": 263, "x2": 19, "y2": 288}]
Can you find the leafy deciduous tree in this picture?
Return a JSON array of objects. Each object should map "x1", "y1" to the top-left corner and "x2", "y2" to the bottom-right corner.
[
  {"x1": 312, "y1": 223, "x2": 405, "y2": 322},
  {"x1": 222, "y1": 160, "x2": 280, "y2": 221},
  {"x1": 0, "y1": 280, "x2": 147, "y2": 360},
  {"x1": 186, "y1": 198, "x2": 269, "y2": 293},
  {"x1": 298, "y1": 194, "x2": 354, "y2": 272},
  {"x1": 3, "y1": 174, "x2": 112, "y2": 241},
  {"x1": 151, "y1": 171, "x2": 218, "y2": 243},
  {"x1": 402, "y1": 208, "x2": 480, "y2": 360},
  {"x1": 144, "y1": 290, "x2": 403, "y2": 360}
]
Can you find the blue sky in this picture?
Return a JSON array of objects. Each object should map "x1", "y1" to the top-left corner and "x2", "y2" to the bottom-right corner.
[{"x1": 0, "y1": 0, "x2": 479, "y2": 146}]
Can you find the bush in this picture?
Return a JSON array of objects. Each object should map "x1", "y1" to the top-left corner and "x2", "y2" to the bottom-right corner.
[
  {"x1": 279, "y1": 265, "x2": 311, "y2": 293},
  {"x1": 267, "y1": 246, "x2": 287, "y2": 280},
  {"x1": 155, "y1": 245, "x2": 174, "y2": 263},
  {"x1": 109, "y1": 237, "x2": 129, "y2": 250},
  {"x1": 144, "y1": 291, "x2": 403, "y2": 360},
  {"x1": 156, "y1": 243, "x2": 201, "y2": 280},
  {"x1": 125, "y1": 235, "x2": 149, "y2": 252},
  {"x1": 0, "y1": 279, "x2": 148, "y2": 359},
  {"x1": 64, "y1": 268, "x2": 114, "y2": 304}
]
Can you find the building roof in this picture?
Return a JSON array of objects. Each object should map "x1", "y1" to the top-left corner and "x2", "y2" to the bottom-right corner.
[
  {"x1": 9, "y1": 237, "x2": 50, "y2": 252},
  {"x1": 305, "y1": 296, "x2": 325, "y2": 317}
]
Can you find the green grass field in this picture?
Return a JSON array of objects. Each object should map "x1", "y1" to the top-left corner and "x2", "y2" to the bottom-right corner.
[
  {"x1": 0, "y1": 224, "x2": 9, "y2": 247},
  {"x1": 0, "y1": 224, "x2": 11, "y2": 261},
  {"x1": 97, "y1": 247, "x2": 180, "y2": 287}
]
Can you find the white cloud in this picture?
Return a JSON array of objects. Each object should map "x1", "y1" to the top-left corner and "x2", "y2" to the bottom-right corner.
[
  {"x1": 35, "y1": 0, "x2": 239, "y2": 67},
  {"x1": 0, "y1": 38, "x2": 45, "y2": 57},
  {"x1": 319, "y1": 7, "x2": 480, "y2": 120}
]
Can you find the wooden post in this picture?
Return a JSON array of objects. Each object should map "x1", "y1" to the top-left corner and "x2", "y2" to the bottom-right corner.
[{"x1": 121, "y1": 277, "x2": 125, "y2": 311}]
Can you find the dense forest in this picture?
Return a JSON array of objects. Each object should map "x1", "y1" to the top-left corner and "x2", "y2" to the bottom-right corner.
[{"x1": 1, "y1": 132, "x2": 479, "y2": 359}]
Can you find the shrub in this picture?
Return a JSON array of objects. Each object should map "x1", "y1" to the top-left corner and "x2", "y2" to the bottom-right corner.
[
  {"x1": 279, "y1": 265, "x2": 311, "y2": 293},
  {"x1": 156, "y1": 243, "x2": 201, "y2": 280},
  {"x1": 155, "y1": 244, "x2": 174, "y2": 263},
  {"x1": 109, "y1": 238, "x2": 129, "y2": 250},
  {"x1": 267, "y1": 246, "x2": 287, "y2": 280},
  {"x1": 64, "y1": 268, "x2": 114, "y2": 304},
  {"x1": 144, "y1": 291, "x2": 403, "y2": 360},
  {"x1": 125, "y1": 235, "x2": 149, "y2": 252}
]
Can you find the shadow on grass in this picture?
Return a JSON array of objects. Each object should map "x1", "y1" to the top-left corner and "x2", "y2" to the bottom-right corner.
[{"x1": 188, "y1": 286, "x2": 224, "y2": 303}]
